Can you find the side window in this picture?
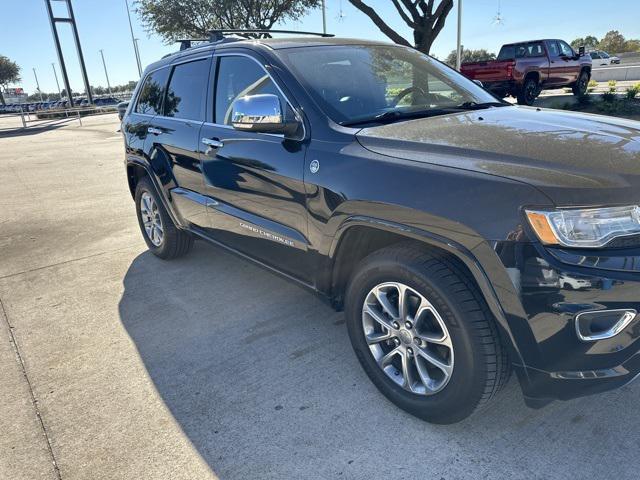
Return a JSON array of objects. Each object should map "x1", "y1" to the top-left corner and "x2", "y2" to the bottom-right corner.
[
  {"x1": 164, "y1": 59, "x2": 209, "y2": 120},
  {"x1": 547, "y1": 41, "x2": 560, "y2": 57},
  {"x1": 558, "y1": 41, "x2": 574, "y2": 57},
  {"x1": 135, "y1": 68, "x2": 169, "y2": 115},
  {"x1": 214, "y1": 56, "x2": 284, "y2": 125},
  {"x1": 527, "y1": 42, "x2": 544, "y2": 57}
]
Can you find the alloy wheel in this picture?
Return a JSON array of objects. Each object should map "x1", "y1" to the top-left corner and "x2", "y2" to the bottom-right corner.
[
  {"x1": 140, "y1": 191, "x2": 164, "y2": 247},
  {"x1": 362, "y1": 282, "x2": 454, "y2": 395}
]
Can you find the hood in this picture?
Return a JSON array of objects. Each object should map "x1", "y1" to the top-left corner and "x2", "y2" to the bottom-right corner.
[{"x1": 356, "y1": 106, "x2": 640, "y2": 206}]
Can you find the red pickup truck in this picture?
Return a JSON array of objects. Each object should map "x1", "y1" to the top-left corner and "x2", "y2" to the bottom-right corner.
[{"x1": 461, "y1": 39, "x2": 592, "y2": 105}]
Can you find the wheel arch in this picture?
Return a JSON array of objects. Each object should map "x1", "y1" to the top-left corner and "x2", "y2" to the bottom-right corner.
[
  {"x1": 125, "y1": 157, "x2": 183, "y2": 229},
  {"x1": 327, "y1": 216, "x2": 528, "y2": 368}
]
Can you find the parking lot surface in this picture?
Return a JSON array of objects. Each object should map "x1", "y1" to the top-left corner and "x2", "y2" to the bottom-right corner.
[{"x1": 2, "y1": 114, "x2": 640, "y2": 480}]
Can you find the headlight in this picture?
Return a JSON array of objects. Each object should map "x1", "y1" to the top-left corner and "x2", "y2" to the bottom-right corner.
[{"x1": 525, "y1": 206, "x2": 640, "y2": 248}]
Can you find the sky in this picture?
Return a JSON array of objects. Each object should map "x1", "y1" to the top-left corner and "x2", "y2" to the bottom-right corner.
[{"x1": 3, "y1": 0, "x2": 640, "y2": 96}]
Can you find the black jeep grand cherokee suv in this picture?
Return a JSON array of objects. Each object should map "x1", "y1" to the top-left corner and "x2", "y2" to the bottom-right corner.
[{"x1": 122, "y1": 34, "x2": 640, "y2": 424}]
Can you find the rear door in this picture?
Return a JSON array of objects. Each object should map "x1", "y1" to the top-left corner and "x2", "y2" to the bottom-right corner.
[
  {"x1": 146, "y1": 56, "x2": 211, "y2": 226},
  {"x1": 198, "y1": 52, "x2": 311, "y2": 282}
]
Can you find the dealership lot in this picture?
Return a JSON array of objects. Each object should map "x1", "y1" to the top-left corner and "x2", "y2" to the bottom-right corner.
[{"x1": 3, "y1": 114, "x2": 640, "y2": 480}]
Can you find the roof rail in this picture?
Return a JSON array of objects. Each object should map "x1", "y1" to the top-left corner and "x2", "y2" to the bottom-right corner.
[
  {"x1": 176, "y1": 29, "x2": 333, "y2": 52},
  {"x1": 208, "y1": 29, "x2": 334, "y2": 41}
]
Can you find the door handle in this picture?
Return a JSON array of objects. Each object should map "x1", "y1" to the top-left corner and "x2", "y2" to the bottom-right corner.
[
  {"x1": 202, "y1": 137, "x2": 224, "y2": 149},
  {"x1": 147, "y1": 127, "x2": 162, "y2": 135}
]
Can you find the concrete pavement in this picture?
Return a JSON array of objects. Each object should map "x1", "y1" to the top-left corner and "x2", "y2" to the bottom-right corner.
[{"x1": 2, "y1": 114, "x2": 640, "y2": 479}]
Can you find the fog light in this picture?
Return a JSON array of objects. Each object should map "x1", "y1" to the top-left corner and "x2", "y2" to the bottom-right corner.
[{"x1": 575, "y1": 309, "x2": 637, "y2": 342}]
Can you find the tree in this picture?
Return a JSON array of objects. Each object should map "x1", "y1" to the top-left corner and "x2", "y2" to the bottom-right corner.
[
  {"x1": 0, "y1": 55, "x2": 21, "y2": 105},
  {"x1": 136, "y1": 0, "x2": 321, "y2": 42},
  {"x1": 445, "y1": 47, "x2": 495, "y2": 67},
  {"x1": 347, "y1": 0, "x2": 454, "y2": 54},
  {"x1": 570, "y1": 35, "x2": 598, "y2": 50},
  {"x1": 624, "y1": 39, "x2": 640, "y2": 53},
  {"x1": 598, "y1": 30, "x2": 626, "y2": 53}
]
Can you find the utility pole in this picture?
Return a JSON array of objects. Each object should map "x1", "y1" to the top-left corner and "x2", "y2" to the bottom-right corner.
[
  {"x1": 321, "y1": 0, "x2": 327, "y2": 34},
  {"x1": 124, "y1": 0, "x2": 143, "y2": 77},
  {"x1": 33, "y1": 68, "x2": 44, "y2": 101},
  {"x1": 135, "y1": 38, "x2": 143, "y2": 70},
  {"x1": 99, "y1": 50, "x2": 113, "y2": 96},
  {"x1": 456, "y1": 0, "x2": 463, "y2": 71},
  {"x1": 51, "y1": 63, "x2": 62, "y2": 99}
]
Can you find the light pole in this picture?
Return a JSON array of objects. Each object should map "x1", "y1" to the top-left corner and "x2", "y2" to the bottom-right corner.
[
  {"x1": 456, "y1": 0, "x2": 463, "y2": 71},
  {"x1": 99, "y1": 50, "x2": 113, "y2": 96},
  {"x1": 124, "y1": 0, "x2": 142, "y2": 77},
  {"x1": 51, "y1": 63, "x2": 62, "y2": 99},
  {"x1": 321, "y1": 0, "x2": 327, "y2": 34},
  {"x1": 33, "y1": 68, "x2": 44, "y2": 101}
]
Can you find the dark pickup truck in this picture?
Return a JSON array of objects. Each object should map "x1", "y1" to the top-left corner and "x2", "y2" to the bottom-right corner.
[
  {"x1": 123, "y1": 32, "x2": 640, "y2": 424},
  {"x1": 461, "y1": 39, "x2": 592, "y2": 105}
]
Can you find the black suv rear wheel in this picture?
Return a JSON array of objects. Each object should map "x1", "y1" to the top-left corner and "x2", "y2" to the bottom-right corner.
[
  {"x1": 345, "y1": 244, "x2": 510, "y2": 424},
  {"x1": 134, "y1": 177, "x2": 194, "y2": 259}
]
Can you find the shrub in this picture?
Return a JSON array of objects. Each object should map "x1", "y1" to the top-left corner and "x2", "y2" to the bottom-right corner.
[
  {"x1": 602, "y1": 91, "x2": 617, "y2": 102},
  {"x1": 608, "y1": 79, "x2": 617, "y2": 93},
  {"x1": 626, "y1": 85, "x2": 639, "y2": 99},
  {"x1": 576, "y1": 93, "x2": 591, "y2": 105},
  {"x1": 587, "y1": 79, "x2": 598, "y2": 93}
]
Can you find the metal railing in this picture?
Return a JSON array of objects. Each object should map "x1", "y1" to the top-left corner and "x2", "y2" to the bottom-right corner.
[{"x1": 0, "y1": 103, "x2": 121, "y2": 133}]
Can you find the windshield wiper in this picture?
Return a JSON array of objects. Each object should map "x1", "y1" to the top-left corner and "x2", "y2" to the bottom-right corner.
[
  {"x1": 455, "y1": 101, "x2": 509, "y2": 110},
  {"x1": 341, "y1": 108, "x2": 454, "y2": 127}
]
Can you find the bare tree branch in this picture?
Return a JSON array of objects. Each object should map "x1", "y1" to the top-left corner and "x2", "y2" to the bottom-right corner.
[
  {"x1": 349, "y1": 0, "x2": 453, "y2": 54},
  {"x1": 347, "y1": 0, "x2": 412, "y2": 47}
]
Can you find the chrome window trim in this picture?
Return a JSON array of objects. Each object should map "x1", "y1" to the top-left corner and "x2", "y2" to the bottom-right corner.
[{"x1": 210, "y1": 51, "x2": 306, "y2": 140}]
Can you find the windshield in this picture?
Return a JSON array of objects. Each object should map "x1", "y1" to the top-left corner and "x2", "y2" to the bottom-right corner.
[{"x1": 277, "y1": 44, "x2": 502, "y2": 125}]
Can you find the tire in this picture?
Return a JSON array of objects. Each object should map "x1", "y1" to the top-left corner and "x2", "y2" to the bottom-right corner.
[
  {"x1": 134, "y1": 176, "x2": 193, "y2": 259},
  {"x1": 517, "y1": 77, "x2": 539, "y2": 106},
  {"x1": 572, "y1": 70, "x2": 589, "y2": 96},
  {"x1": 345, "y1": 244, "x2": 510, "y2": 424}
]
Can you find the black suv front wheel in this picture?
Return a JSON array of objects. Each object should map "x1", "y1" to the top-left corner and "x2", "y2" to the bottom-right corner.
[
  {"x1": 135, "y1": 177, "x2": 194, "y2": 259},
  {"x1": 345, "y1": 244, "x2": 510, "y2": 424}
]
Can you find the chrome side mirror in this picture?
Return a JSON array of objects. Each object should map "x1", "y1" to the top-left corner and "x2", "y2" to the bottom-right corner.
[
  {"x1": 472, "y1": 79, "x2": 484, "y2": 88},
  {"x1": 231, "y1": 94, "x2": 299, "y2": 136}
]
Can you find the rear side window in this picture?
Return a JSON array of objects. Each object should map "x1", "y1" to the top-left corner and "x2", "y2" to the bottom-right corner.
[
  {"x1": 527, "y1": 42, "x2": 544, "y2": 57},
  {"x1": 164, "y1": 59, "x2": 209, "y2": 120},
  {"x1": 497, "y1": 45, "x2": 515, "y2": 60},
  {"x1": 135, "y1": 68, "x2": 169, "y2": 115},
  {"x1": 214, "y1": 56, "x2": 284, "y2": 125}
]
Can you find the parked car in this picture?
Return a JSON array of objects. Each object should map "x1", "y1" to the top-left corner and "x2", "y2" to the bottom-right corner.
[
  {"x1": 461, "y1": 39, "x2": 592, "y2": 105},
  {"x1": 122, "y1": 33, "x2": 640, "y2": 424},
  {"x1": 589, "y1": 50, "x2": 621, "y2": 66},
  {"x1": 559, "y1": 275, "x2": 592, "y2": 291}
]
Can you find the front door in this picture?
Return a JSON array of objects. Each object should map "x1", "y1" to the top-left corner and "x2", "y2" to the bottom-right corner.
[
  {"x1": 199, "y1": 53, "x2": 311, "y2": 283},
  {"x1": 556, "y1": 40, "x2": 581, "y2": 84},
  {"x1": 146, "y1": 57, "x2": 211, "y2": 227}
]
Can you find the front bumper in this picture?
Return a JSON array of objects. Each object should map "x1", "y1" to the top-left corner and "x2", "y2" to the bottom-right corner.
[{"x1": 496, "y1": 242, "x2": 640, "y2": 401}]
